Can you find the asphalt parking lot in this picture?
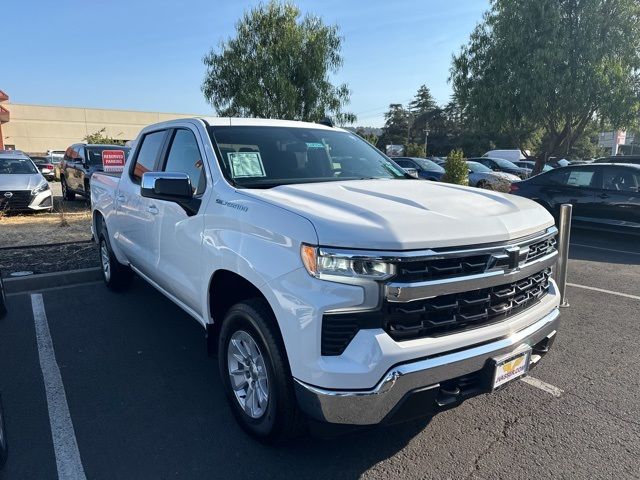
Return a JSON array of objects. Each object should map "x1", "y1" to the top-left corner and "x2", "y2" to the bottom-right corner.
[{"x1": 1, "y1": 228, "x2": 639, "y2": 480}]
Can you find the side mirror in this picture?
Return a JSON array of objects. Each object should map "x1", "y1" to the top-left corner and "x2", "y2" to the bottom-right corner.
[{"x1": 141, "y1": 172, "x2": 193, "y2": 202}]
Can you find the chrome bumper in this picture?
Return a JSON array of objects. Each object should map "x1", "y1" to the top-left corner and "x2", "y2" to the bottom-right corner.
[{"x1": 295, "y1": 307, "x2": 560, "y2": 425}]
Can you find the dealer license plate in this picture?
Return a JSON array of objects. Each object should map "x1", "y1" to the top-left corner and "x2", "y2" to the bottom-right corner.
[{"x1": 492, "y1": 347, "x2": 531, "y2": 390}]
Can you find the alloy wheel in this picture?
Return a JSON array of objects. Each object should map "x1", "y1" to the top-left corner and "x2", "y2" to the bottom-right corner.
[{"x1": 227, "y1": 330, "x2": 269, "y2": 419}]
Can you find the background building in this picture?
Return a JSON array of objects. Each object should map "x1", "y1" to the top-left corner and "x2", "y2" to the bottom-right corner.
[{"x1": 1, "y1": 96, "x2": 205, "y2": 153}]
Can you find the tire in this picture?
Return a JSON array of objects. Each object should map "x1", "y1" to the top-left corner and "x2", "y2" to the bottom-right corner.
[
  {"x1": 477, "y1": 180, "x2": 487, "y2": 189},
  {"x1": 61, "y1": 177, "x2": 75, "y2": 201},
  {"x1": 98, "y1": 231, "x2": 132, "y2": 291},
  {"x1": 0, "y1": 393, "x2": 7, "y2": 469},
  {"x1": 218, "y1": 299, "x2": 304, "y2": 444},
  {"x1": 0, "y1": 276, "x2": 7, "y2": 319}
]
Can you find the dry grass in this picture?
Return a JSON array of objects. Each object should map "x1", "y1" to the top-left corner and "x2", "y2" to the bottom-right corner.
[{"x1": 0, "y1": 183, "x2": 92, "y2": 248}]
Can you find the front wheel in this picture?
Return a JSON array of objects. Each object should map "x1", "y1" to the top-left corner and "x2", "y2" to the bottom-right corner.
[
  {"x1": 99, "y1": 233, "x2": 132, "y2": 291},
  {"x1": 61, "y1": 177, "x2": 75, "y2": 201},
  {"x1": 218, "y1": 299, "x2": 304, "y2": 444}
]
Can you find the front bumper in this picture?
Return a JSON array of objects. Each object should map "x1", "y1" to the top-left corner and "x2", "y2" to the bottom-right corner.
[
  {"x1": 294, "y1": 307, "x2": 559, "y2": 425},
  {"x1": 28, "y1": 190, "x2": 53, "y2": 211}
]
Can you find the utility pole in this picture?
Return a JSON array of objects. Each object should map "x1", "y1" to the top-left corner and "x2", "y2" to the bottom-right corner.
[{"x1": 424, "y1": 123, "x2": 429, "y2": 156}]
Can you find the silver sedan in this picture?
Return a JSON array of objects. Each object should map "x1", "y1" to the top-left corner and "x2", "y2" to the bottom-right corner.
[{"x1": 467, "y1": 161, "x2": 521, "y2": 192}]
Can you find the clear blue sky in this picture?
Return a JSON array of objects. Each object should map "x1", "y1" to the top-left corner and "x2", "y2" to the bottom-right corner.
[{"x1": 3, "y1": 0, "x2": 489, "y2": 127}]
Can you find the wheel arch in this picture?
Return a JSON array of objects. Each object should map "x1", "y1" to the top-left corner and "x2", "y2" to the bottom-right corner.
[{"x1": 206, "y1": 269, "x2": 283, "y2": 357}]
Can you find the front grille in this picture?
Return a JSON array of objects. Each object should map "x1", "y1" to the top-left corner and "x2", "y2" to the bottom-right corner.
[
  {"x1": 395, "y1": 254, "x2": 490, "y2": 283},
  {"x1": 0, "y1": 190, "x2": 32, "y2": 211},
  {"x1": 384, "y1": 268, "x2": 551, "y2": 341},
  {"x1": 526, "y1": 237, "x2": 556, "y2": 263},
  {"x1": 321, "y1": 268, "x2": 551, "y2": 355}
]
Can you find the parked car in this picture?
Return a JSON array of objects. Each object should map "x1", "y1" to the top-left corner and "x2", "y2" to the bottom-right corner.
[
  {"x1": 470, "y1": 156, "x2": 531, "y2": 179},
  {"x1": 47, "y1": 150, "x2": 65, "y2": 181},
  {"x1": 0, "y1": 150, "x2": 52, "y2": 212},
  {"x1": 467, "y1": 161, "x2": 521, "y2": 190},
  {"x1": 513, "y1": 161, "x2": 554, "y2": 174},
  {"x1": 393, "y1": 157, "x2": 445, "y2": 181},
  {"x1": 594, "y1": 155, "x2": 640, "y2": 166},
  {"x1": 482, "y1": 149, "x2": 527, "y2": 163},
  {"x1": 29, "y1": 155, "x2": 56, "y2": 181},
  {"x1": 92, "y1": 117, "x2": 561, "y2": 443},
  {"x1": 510, "y1": 163, "x2": 640, "y2": 232},
  {"x1": 60, "y1": 144, "x2": 130, "y2": 200}
]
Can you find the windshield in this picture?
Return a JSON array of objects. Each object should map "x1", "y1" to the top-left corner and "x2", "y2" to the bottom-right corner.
[
  {"x1": 0, "y1": 157, "x2": 39, "y2": 174},
  {"x1": 493, "y1": 158, "x2": 520, "y2": 169},
  {"x1": 414, "y1": 158, "x2": 444, "y2": 172},
  {"x1": 208, "y1": 126, "x2": 409, "y2": 188},
  {"x1": 86, "y1": 147, "x2": 130, "y2": 165},
  {"x1": 467, "y1": 161, "x2": 492, "y2": 173}
]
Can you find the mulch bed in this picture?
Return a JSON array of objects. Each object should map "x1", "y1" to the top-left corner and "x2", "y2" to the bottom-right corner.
[{"x1": 0, "y1": 241, "x2": 100, "y2": 278}]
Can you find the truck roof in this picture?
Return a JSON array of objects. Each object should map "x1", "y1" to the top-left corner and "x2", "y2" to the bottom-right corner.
[{"x1": 200, "y1": 117, "x2": 340, "y2": 131}]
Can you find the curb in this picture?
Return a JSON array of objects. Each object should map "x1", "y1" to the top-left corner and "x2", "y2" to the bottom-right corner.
[{"x1": 3, "y1": 267, "x2": 103, "y2": 294}]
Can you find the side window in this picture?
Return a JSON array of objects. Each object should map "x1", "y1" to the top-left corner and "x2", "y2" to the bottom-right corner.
[
  {"x1": 395, "y1": 160, "x2": 412, "y2": 168},
  {"x1": 163, "y1": 129, "x2": 206, "y2": 194},
  {"x1": 75, "y1": 146, "x2": 84, "y2": 161},
  {"x1": 132, "y1": 130, "x2": 166, "y2": 183},
  {"x1": 602, "y1": 167, "x2": 640, "y2": 192},
  {"x1": 565, "y1": 168, "x2": 597, "y2": 188}
]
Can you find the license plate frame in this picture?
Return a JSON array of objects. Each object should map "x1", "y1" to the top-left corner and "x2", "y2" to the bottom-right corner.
[{"x1": 491, "y1": 346, "x2": 532, "y2": 390}]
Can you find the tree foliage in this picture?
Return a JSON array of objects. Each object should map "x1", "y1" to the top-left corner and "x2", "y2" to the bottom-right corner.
[
  {"x1": 202, "y1": 1, "x2": 355, "y2": 125},
  {"x1": 451, "y1": 0, "x2": 640, "y2": 170},
  {"x1": 355, "y1": 128, "x2": 378, "y2": 147},
  {"x1": 442, "y1": 149, "x2": 469, "y2": 186},
  {"x1": 405, "y1": 143, "x2": 426, "y2": 157},
  {"x1": 378, "y1": 104, "x2": 411, "y2": 147},
  {"x1": 83, "y1": 128, "x2": 126, "y2": 145}
]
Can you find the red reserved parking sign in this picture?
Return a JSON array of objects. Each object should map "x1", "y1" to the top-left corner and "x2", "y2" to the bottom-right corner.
[{"x1": 102, "y1": 150, "x2": 126, "y2": 173}]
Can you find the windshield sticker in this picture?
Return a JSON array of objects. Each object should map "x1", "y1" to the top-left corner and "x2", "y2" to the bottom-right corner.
[
  {"x1": 228, "y1": 152, "x2": 266, "y2": 178},
  {"x1": 305, "y1": 142, "x2": 325, "y2": 149}
]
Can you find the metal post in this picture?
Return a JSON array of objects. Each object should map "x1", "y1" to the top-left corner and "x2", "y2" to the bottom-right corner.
[{"x1": 556, "y1": 204, "x2": 572, "y2": 307}]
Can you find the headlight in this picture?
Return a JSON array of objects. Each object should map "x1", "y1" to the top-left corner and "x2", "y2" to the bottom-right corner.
[
  {"x1": 300, "y1": 244, "x2": 395, "y2": 280},
  {"x1": 32, "y1": 182, "x2": 50, "y2": 195}
]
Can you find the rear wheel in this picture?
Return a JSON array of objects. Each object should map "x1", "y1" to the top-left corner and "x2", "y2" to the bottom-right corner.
[
  {"x1": 99, "y1": 231, "x2": 132, "y2": 291},
  {"x1": 61, "y1": 177, "x2": 75, "y2": 201},
  {"x1": 477, "y1": 180, "x2": 488, "y2": 189},
  {"x1": 218, "y1": 299, "x2": 304, "y2": 444}
]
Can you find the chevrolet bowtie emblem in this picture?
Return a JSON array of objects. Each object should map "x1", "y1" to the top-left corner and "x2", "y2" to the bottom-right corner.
[{"x1": 505, "y1": 246, "x2": 523, "y2": 271}]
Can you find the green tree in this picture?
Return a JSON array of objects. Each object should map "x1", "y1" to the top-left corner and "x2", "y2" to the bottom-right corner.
[
  {"x1": 451, "y1": 0, "x2": 640, "y2": 172},
  {"x1": 442, "y1": 149, "x2": 468, "y2": 186},
  {"x1": 202, "y1": 1, "x2": 355, "y2": 125},
  {"x1": 355, "y1": 127, "x2": 378, "y2": 147},
  {"x1": 379, "y1": 104, "x2": 411, "y2": 147},
  {"x1": 405, "y1": 143, "x2": 426, "y2": 157},
  {"x1": 407, "y1": 85, "x2": 439, "y2": 146},
  {"x1": 83, "y1": 128, "x2": 126, "y2": 145}
]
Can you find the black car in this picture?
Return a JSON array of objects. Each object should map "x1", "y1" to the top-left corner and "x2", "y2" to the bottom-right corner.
[
  {"x1": 594, "y1": 155, "x2": 640, "y2": 166},
  {"x1": 60, "y1": 144, "x2": 130, "y2": 200},
  {"x1": 392, "y1": 157, "x2": 445, "y2": 181},
  {"x1": 510, "y1": 163, "x2": 640, "y2": 233}
]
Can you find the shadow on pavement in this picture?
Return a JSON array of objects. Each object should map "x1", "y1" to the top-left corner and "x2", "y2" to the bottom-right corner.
[{"x1": 568, "y1": 227, "x2": 640, "y2": 265}]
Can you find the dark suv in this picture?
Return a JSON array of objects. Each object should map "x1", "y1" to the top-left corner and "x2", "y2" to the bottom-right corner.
[{"x1": 60, "y1": 144, "x2": 129, "y2": 200}]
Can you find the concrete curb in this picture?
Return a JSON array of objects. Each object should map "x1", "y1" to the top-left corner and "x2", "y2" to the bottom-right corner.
[{"x1": 3, "y1": 267, "x2": 103, "y2": 294}]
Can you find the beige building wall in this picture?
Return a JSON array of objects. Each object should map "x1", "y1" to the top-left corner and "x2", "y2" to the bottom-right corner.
[{"x1": 2, "y1": 103, "x2": 206, "y2": 153}]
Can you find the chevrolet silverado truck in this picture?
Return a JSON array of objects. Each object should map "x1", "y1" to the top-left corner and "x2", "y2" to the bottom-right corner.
[{"x1": 91, "y1": 118, "x2": 560, "y2": 443}]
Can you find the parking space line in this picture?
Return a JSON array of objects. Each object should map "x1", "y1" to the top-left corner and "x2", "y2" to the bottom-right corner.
[
  {"x1": 567, "y1": 283, "x2": 640, "y2": 301},
  {"x1": 31, "y1": 293, "x2": 87, "y2": 480},
  {"x1": 570, "y1": 243, "x2": 640, "y2": 256},
  {"x1": 521, "y1": 376, "x2": 563, "y2": 397}
]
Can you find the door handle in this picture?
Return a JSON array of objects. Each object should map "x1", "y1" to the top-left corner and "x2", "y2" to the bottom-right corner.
[
  {"x1": 598, "y1": 193, "x2": 610, "y2": 199},
  {"x1": 115, "y1": 194, "x2": 126, "y2": 202},
  {"x1": 147, "y1": 205, "x2": 159, "y2": 215}
]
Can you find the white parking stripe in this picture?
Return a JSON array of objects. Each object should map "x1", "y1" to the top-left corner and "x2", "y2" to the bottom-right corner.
[
  {"x1": 521, "y1": 376, "x2": 563, "y2": 397},
  {"x1": 567, "y1": 283, "x2": 640, "y2": 301},
  {"x1": 31, "y1": 294, "x2": 87, "y2": 480},
  {"x1": 570, "y1": 243, "x2": 640, "y2": 256}
]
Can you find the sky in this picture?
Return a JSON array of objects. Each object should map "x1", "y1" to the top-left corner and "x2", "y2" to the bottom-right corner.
[{"x1": 3, "y1": 0, "x2": 489, "y2": 127}]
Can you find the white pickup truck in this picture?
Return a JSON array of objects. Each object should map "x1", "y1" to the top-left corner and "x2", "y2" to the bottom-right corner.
[{"x1": 91, "y1": 117, "x2": 560, "y2": 443}]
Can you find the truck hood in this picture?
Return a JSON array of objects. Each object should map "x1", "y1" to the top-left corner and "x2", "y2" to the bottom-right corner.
[
  {"x1": 240, "y1": 179, "x2": 554, "y2": 250},
  {"x1": 0, "y1": 174, "x2": 46, "y2": 191}
]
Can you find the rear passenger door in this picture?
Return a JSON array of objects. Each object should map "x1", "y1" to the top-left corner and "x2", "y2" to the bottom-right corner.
[
  {"x1": 541, "y1": 167, "x2": 600, "y2": 224},
  {"x1": 148, "y1": 127, "x2": 208, "y2": 312},
  {"x1": 596, "y1": 166, "x2": 640, "y2": 228}
]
